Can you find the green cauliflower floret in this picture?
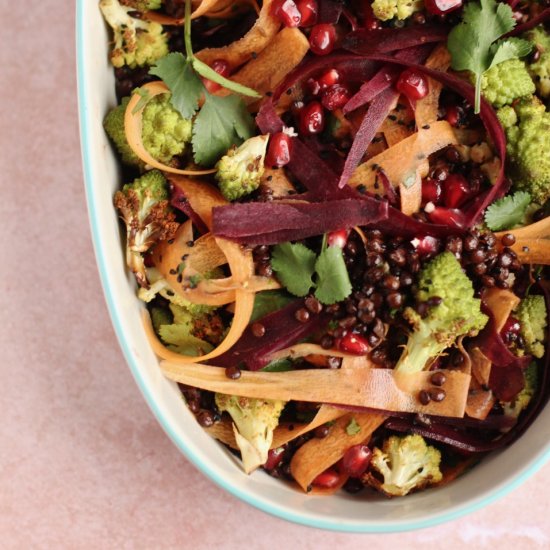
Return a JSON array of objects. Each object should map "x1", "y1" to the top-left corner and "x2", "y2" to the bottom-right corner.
[
  {"x1": 396, "y1": 252, "x2": 488, "y2": 373},
  {"x1": 480, "y1": 59, "x2": 535, "y2": 107},
  {"x1": 367, "y1": 435, "x2": 443, "y2": 497},
  {"x1": 502, "y1": 362, "x2": 539, "y2": 420},
  {"x1": 215, "y1": 135, "x2": 268, "y2": 201},
  {"x1": 104, "y1": 97, "x2": 144, "y2": 168},
  {"x1": 141, "y1": 94, "x2": 193, "y2": 164},
  {"x1": 114, "y1": 171, "x2": 178, "y2": 287},
  {"x1": 516, "y1": 294, "x2": 548, "y2": 358},
  {"x1": 215, "y1": 394, "x2": 286, "y2": 474},
  {"x1": 525, "y1": 25, "x2": 550, "y2": 98},
  {"x1": 120, "y1": 0, "x2": 163, "y2": 11},
  {"x1": 99, "y1": 0, "x2": 169, "y2": 68},
  {"x1": 502, "y1": 97, "x2": 550, "y2": 204},
  {"x1": 371, "y1": 0, "x2": 423, "y2": 21},
  {"x1": 497, "y1": 104, "x2": 518, "y2": 129}
]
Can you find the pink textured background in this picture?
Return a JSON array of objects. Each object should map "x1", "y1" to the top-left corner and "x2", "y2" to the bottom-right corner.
[{"x1": 2, "y1": 2, "x2": 550, "y2": 548}]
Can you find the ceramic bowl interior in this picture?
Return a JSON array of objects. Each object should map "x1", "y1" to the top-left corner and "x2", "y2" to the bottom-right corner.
[{"x1": 76, "y1": 1, "x2": 550, "y2": 532}]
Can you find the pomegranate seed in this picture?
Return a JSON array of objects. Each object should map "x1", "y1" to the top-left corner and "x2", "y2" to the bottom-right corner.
[
  {"x1": 424, "y1": 0, "x2": 462, "y2": 14},
  {"x1": 327, "y1": 229, "x2": 349, "y2": 248},
  {"x1": 421, "y1": 178, "x2": 442, "y2": 206},
  {"x1": 272, "y1": 0, "x2": 302, "y2": 27},
  {"x1": 321, "y1": 84, "x2": 351, "y2": 111},
  {"x1": 501, "y1": 316, "x2": 521, "y2": 340},
  {"x1": 312, "y1": 468, "x2": 341, "y2": 488},
  {"x1": 202, "y1": 59, "x2": 230, "y2": 94},
  {"x1": 318, "y1": 69, "x2": 340, "y2": 90},
  {"x1": 443, "y1": 173, "x2": 471, "y2": 208},
  {"x1": 297, "y1": 0, "x2": 317, "y2": 26},
  {"x1": 266, "y1": 132, "x2": 293, "y2": 168},
  {"x1": 337, "y1": 332, "x2": 370, "y2": 355},
  {"x1": 414, "y1": 235, "x2": 440, "y2": 257},
  {"x1": 396, "y1": 69, "x2": 429, "y2": 101},
  {"x1": 445, "y1": 105, "x2": 460, "y2": 127},
  {"x1": 427, "y1": 206, "x2": 466, "y2": 228},
  {"x1": 264, "y1": 447, "x2": 285, "y2": 470},
  {"x1": 341, "y1": 445, "x2": 372, "y2": 477},
  {"x1": 309, "y1": 23, "x2": 336, "y2": 56},
  {"x1": 299, "y1": 101, "x2": 325, "y2": 134}
]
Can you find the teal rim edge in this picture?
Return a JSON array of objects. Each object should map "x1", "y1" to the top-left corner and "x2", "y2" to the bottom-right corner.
[{"x1": 76, "y1": 1, "x2": 550, "y2": 533}]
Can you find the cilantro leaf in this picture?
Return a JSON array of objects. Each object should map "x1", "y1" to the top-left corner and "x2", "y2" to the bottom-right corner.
[
  {"x1": 314, "y1": 246, "x2": 352, "y2": 305},
  {"x1": 149, "y1": 53, "x2": 203, "y2": 119},
  {"x1": 447, "y1": 0, "x2": 517, "y2": 113},
  {"x1": 251, "y1": 290, "x2": 295, "y2": 322},
  {"x1": 271, "y1": 243, "x2": 317, "y2": 297},
  {"x1": 261, "y1": 359, "x2": 295, "y2": 372},
  {"x1": 346, "y1": 418, "x2": 361, "y2": 436},
  {"x1": 489, "y1": 37, "x2": 533, "y2": 68},
  {"x1": 192, "y1": 94, "x2": 254, "y2": 166},
  {"x1": 484, "y1": 191, "x2": 531, "y2": 231}
]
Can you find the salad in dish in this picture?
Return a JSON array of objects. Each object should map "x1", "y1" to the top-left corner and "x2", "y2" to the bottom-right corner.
[{"x1": 100, "y1": 0, "x2": 550, "y2": 497}]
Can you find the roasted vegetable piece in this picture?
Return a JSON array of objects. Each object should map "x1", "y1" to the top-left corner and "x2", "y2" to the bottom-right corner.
[
  {"x1": 114, "y1": 170, "x2": 178, "y2": 287},
  {"x1": 371, "y1": 0, "x2": 423, "y2": 21},
  {"x1": 367, "y1": 434, "x2": 443, "y2": 497},
  {"x1": 215, "y1": 394, "x2": 286, "y2": 473},
  {"x1": 525, "y1": 25, "x2": 550, "y2": 98},
  {"x1": 502, "y1": 362, "x2": 539, "y2": 420},
  {"x1": 516, "y1": 295, "x2": 548, "y2": 359},
  {"x1": 104, "y1": 97, "x2": 143, "y2": 168},
  {"x1": 480, "y1": 59, "x2": 535, "y2": 107},
  {"x1": 395, "y1": 252, "x2": 488, "y2": 373}
]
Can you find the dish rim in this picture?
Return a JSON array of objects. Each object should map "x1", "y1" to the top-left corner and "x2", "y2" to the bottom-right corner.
[{"x1": 75, "y1": 0, "x2": 550, "y2": 533}]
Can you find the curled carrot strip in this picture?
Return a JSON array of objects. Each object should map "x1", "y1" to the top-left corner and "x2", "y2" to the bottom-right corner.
[
  {"x1": 144, "y1": 0, "x2": 259, "y2": 24},
  {"x1": 125, "y1": 81, "x2": 216, "y2": 176}
]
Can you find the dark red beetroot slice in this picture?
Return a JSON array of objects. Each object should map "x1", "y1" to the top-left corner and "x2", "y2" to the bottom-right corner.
[
  {"x1": 170, "y1": 184, "x2": 209, "y2": 234},
  {"x1": 342, "y1": 24, "x2": 450, "y2": 56},
  {"x1": 213, "y1": 300, "x2": 330, "y2": 370},
  {"x1": 317, "y1": 0, "x2": 343, "y2": 23},
  {"x1": 506, "y1": 7, "x2": 550, "y2": 36},
  {"x1": 211, "y1": 197, "x2": 388, "y2": 245}
]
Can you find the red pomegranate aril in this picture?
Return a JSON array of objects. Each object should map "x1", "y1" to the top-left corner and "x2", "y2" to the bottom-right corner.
[
  {"x1": 297, "y1": 0, "x2": 318, "y2": 26},
  {"x1": 312, "y1": 468, "x2": 341, "y2": 488},
  {"x1": 424, "y1": 0, "x2": 462, "y2": 15},
  {"x1": 306, "y1": 77, "x2": 321, "y2": 96},
  {"x1": 327, "y1": 229, "x2": 349, "y2": 248},
  {"x1": 318, "y1": 69, "x2": 340, "y2": 90},
  {"x1": 300, "y1": 101, "x2": 325, "y2": 134},
  {"x1": 202, "y1": 59, "x2": 230, "y2": 94},
  {"x1": 341, "y1": 445, "x2": 372, "y2": 478},
  {"x1": 427, "y1": 206, "x2": 466, "y2": 228},
  {"x1": 414, "y1": 235, "x2": 440, "y2": 257},
  {"x1": 309, "y1": 23, "x2": 337, "y2": 55},
  {"x1": 266, "y1": 132, "x2": 293, "y2": 168},
  {"x1": 396, "y1": 69, "x2": 429, "y2": 101},
  {"x1": 337, "y1": 332, "x2": 370, "y2": 355},
  {"x1": 421, "y1": 178, "x2": 442, "y2": 206},
  {"x1": 445, "y1": 105, "x2": 460, "y2": 127},
  {"x1": 272, "y1": 0, "x2": 302, "y2": 27},
  {"x1": 321, "y1": 84, "x2": 351, "y2": 111},
  {"x1": 443, "y1": 173, "x2": 471, "y2": 208},
  {"x1": 264, "y1": 446, "x2": 286, "y2": 470},
  {"x1": 501, "y1": 316, "x2": 521, "y2": 339}
]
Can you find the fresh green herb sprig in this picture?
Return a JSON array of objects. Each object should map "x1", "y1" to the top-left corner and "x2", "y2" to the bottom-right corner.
[
  {"x1": 147, "y1": 0, "x2": 260, "y2": 166},
  {"x1": 484, "y1": 190, "x2": 531, "y2": 230},
  {"x1": 270, "y1": 240, "x2": 353, "y2": 305},
  {"x1": 447, "y1": 0, "x2": 532, "y2": 113}
]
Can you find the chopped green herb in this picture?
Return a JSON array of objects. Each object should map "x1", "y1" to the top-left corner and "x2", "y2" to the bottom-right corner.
[
  {"x1": 346, "y1": 418, "x2": 361, "y2": 436},
  {"x1": 484, "y1": 191, "x2": 531, "y2": 230},
  {"x1": 271, "y1": 242, "x2": 317, "y2": 297}
]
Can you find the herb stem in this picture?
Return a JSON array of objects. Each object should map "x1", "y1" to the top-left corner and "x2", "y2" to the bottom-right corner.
[{"x1": 184, "y1": 0, "x2": 194, "y2": 59}]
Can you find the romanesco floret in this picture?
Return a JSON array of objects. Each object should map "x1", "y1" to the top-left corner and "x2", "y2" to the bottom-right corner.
[
  {"x1": 503, "y1": 97, "x2": 550, "y2": 204},
  {"x1": 141, "y1": 94, "x2": 193, "y2": 164},
  {"x1": 480, "y1": 59, "x2": 535, "y2": 107},
  {"x1": 497, "y1": 104, "x2": 518, "y2": 129},
  {"x1": 215, "y1": 394, "x2": 286, "y2": 474},
  {"x1": 114, "y1": 171, "x2": 178, "y2": 288},
  {"x1": 525, "y1": 25, "x2": 550, "y2": 98},
  {"x1": 502, "y1": 362, "x2": 539, "y2": 419},
  {"x1": 104, "y1": 97, "x2": 143, "y2": 168},
  {"x1": 215, "y1": 135, "x2": 269, "y2": 201},
  {"x1": 516, "y1": 294, "x2": 548, "y2": 358},
  {"x1": 367, "y1": 435, "x2": 443, "y2": 497},
  {"x1": 396, "y1": 252, "x2": 488, "y2": 373},
  {"x1": 371, "y1": 0, "x2": 423, "y2": 21},
  {"x1": 100, "y1": 0, "x2": 169, "y2": 68}
]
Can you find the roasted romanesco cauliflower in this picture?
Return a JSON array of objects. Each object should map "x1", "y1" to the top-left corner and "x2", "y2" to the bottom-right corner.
[
  {"x1": 498, "y1": 97, "x2": 550, "y2": 205},
  {"x1": 516, "y1": 294, "x2": 548, "y2": 359},
  {"x1": 366, "y1": 435, "x2": 443, "y2": 497},
  {"x1": 371, "y1": 0, "x2": 423, "y2": 21},
  {"x1": 215, "y1": 135, "x2": 269, "y2": 201},
  {"x1": 525, "y1": 25, "x2": 550, "y2": 98},
  {"x1": 502, "y1": 362, "x2": 539, "y2": 420},
  {"x1": 396, "y1": 252, "x2": 488, "y2": 373},
  {"x1": 104, "y1": 97, "x2": 143, "y2": 168},
  {"x1": 215, "y1": 394, "x2": 286, "y2": 474},
  {"x1": 480, "y1": 58, "x2": 535, "y2": 107},
  {"x1": 99, "y1": 0, "x2": 169, "y2": 68}
]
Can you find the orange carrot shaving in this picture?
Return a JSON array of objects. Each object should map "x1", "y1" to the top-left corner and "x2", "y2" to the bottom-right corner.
[
  {"x1": 483, "y1": 287, "x2": 520, "y2": 332},
  {"x1": 160, "y1": 362, "x2": 471, "y2": 417},
  {"x1": 496, "y1": 216, "x2": 550, "y2": 265},
  {"x1": 195, "y1": 0, "x2": 281, "y2": 70},
  {"x1": 399, "y1": 159, "x2": 429, "y2": 216},
  {"x1": 290, "y1": 412, "x2": 387, "y2": 492},
  {"x1": 260, "y1": 167, "x2": 296, "y2": 197},
  {"x1": 124, "y1": 81, "x2": 216, "y2": 175},
  {"x1": 465, "y1": 382, "x2": 495, "y2": 420}
]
